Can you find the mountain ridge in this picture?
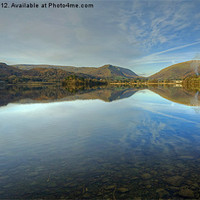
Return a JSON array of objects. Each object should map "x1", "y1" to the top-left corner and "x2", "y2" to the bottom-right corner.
[
  {"x1": 13, "y1": 64, "x2": 138, "y2": 79},
  {"x1": 149, "y1": 60, "x2": 200, "y2": 80},
  {"x1": 0, "y1": 63, "x2": 97, "y2": 83},
  {"x1": 1, "y1": 60, "x2": 200, "y2": 82}
]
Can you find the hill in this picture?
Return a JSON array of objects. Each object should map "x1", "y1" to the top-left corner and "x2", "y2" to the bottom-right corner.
[
  {"x1": 13, "y1": 64, "x2": 138, "y2": 79},
  {"x1": 0, "y1": 63, "x2": 23, "y2": 77},
  {"x1": 0, "y1": 63, "x2": 95, "y2": 84},
  {"x1": 149, "y1": 60, "x2": 200, "y2": 80}
]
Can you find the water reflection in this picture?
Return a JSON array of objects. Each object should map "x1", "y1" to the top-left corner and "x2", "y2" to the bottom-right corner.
[
  {"x1": 0, "y1": 84, "x2": 200, "y2": 107},
  {"x1": 0, "y1": 86, "x2": 200, "y2": 199},
  {"x1": 149, "y1": 85, "x2": 200, "y2": 107},
  {"x1": 0, "y1": 85, "x2": 140, "y2": 106}
]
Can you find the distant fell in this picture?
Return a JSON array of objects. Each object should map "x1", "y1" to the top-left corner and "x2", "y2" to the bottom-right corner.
[
  {"x1": 0, "y1": 63, "x2": 95, "y2": 83},
  {"x1": 0, "y1": 63, "x2": 22, "y2": 77},
  {"x1": 13, "y1": 64, "x2": 138, "y2": 79},
  {"x1": 150, "y1": 60, "x2": 200, "y2": 80}
]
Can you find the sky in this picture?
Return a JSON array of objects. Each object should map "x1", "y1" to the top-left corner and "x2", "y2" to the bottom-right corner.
[{"x1": 1, "y1": 0, "x2": 200, "y2": 76}]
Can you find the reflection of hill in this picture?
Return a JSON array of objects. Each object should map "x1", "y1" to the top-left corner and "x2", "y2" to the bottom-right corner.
[
  {"x1": 149, "y1": 86, "x2": 200, "y2": 106},
  {"x1": 0, "y1": 86, "x2": 139, "y2": 107},
  {"x1": 1, "y1": 85, "x2": 200, "y2": 107}
]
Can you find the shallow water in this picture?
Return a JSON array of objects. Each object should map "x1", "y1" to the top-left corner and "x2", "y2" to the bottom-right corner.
[{"x1": 0, "y1": 86, "x2": 200, "y2": 199}]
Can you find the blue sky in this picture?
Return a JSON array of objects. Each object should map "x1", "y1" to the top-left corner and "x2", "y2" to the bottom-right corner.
[{"x1": 1, "y1": 0, "x2": 200, "y2": 76}]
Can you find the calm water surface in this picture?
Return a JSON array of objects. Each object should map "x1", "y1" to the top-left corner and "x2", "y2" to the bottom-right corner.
[{"x1": 0, "y1": 86, "x2": 200, "y2": 199}]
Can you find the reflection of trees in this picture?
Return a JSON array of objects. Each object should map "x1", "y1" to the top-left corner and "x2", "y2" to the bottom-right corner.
[
  {"x1": 2, "y1": 84, "x2": 200, "y2": 108},
  {"x1": 0, "y1": 85, "x2": 139, "y2": 106},
  {"x1": 149, "y1": 85, "x2": 200, "y2": 106}
]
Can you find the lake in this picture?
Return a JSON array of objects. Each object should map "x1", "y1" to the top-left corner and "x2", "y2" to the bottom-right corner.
[{"x1": 0, "y1": 85, "x2": 200, "y2": 199}]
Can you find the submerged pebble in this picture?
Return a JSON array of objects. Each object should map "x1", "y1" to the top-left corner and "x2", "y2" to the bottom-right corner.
[
  {"x1": 134, "y1": 197, "x2": 141, "y2": 200},
  {"x1": 141, "y1": 173, "x2": 152, "y2": 179},
  {"x1": 146, "y1": 184, "x2": 151, "y2": 189},
  {"x1": 118, "y1": 187, "x2": 129, "y2": 193},
  {"x1": 105, "y1": 185, "x2": 115, "y2": 190},
  {"x1": 82, "y1": 193, "x2": 90, "y2": 198},
  {"x1": 179, "y1": 188, "x2": 194, "y2": 198},
  {"x1": 166, "y1": 176, "x2": 183, "y2": 186},
  {"x1": 156, "y1": 188, "x2": 169, "y2": 197}
]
